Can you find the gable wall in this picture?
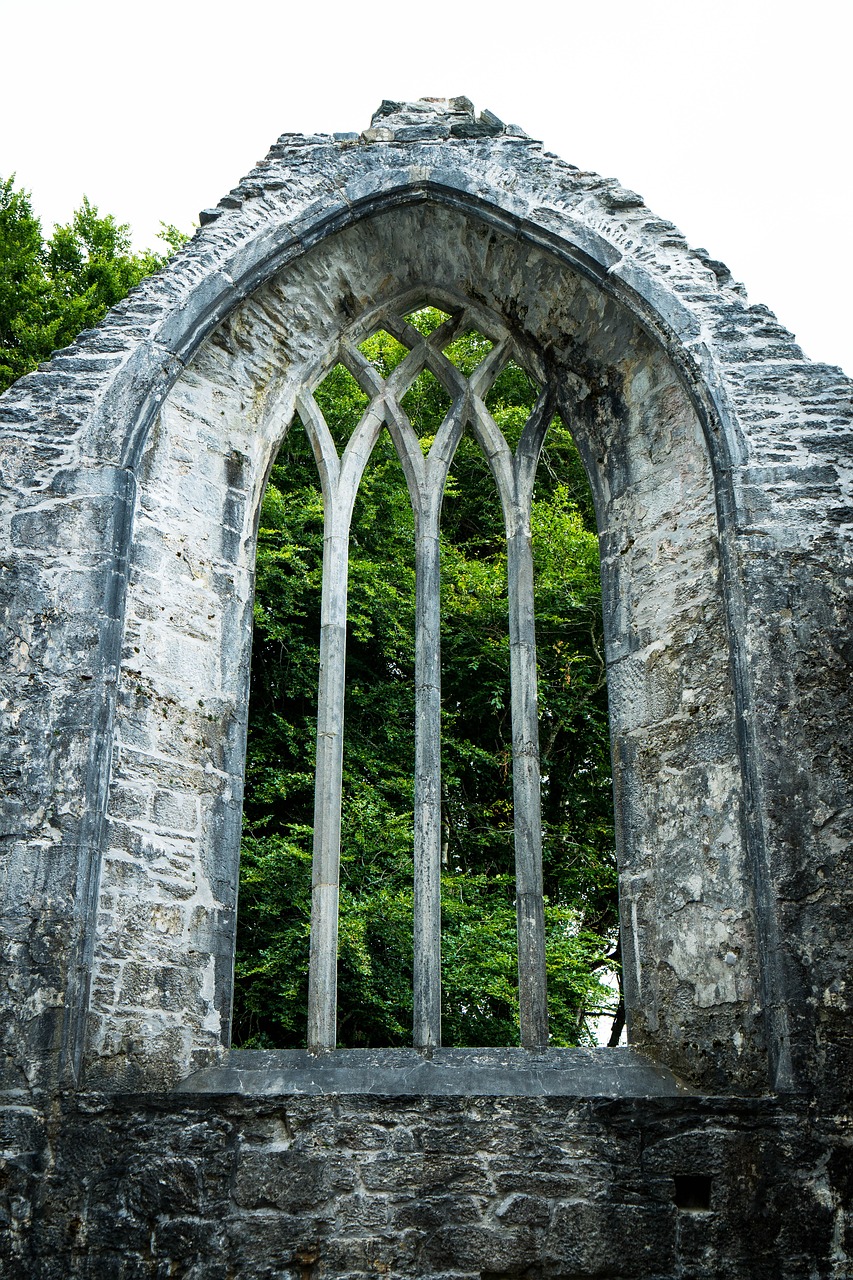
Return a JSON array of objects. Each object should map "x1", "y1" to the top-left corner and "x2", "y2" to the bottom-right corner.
[{"x1": 0, "y1": 112, "x2": 850, "y2": 1105}]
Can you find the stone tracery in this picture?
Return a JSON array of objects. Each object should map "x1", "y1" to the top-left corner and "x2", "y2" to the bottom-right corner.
[{"x1": 298, "y1": 302, "x2": 552, "y2": 1052}]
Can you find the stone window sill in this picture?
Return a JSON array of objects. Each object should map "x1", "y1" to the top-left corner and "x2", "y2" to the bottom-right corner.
[{"x1": 175, "y1": 1046, "x2": 691, "y2": 1098}]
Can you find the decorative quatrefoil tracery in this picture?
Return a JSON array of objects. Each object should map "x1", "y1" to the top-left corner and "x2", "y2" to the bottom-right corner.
[{"x1": 295, "y1": 305, "x2": 553, "y2": 1054}]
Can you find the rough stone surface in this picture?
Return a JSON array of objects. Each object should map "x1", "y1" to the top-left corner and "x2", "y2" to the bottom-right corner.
[
  {"x1": 2, "y1": 1092, "x2": 851, "y2": 1279},
  {"x1": 1, "y1": 96, "x2": 851, "y2": 1275}
]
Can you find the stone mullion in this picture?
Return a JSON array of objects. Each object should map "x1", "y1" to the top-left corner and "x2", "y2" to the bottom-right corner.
[
  {"x1": 469, "y1": 387, "x2": 551, "y2": 1049},
  {"x1": 412, "y1": 493, "x2": 443, "y2": 1048},
  {"x1": 298, "y1": 388, "x2": 385, "y2": 1051},
  {"x1": 382, "y1": 386, "x2": 443, "y2": 1049},
  {"x1": 506, "y1": 514, "x2": 548, "y2": 1049},
  {"x1": 508, "y1": 390, "x2": 551, "y2": 1048},
  {"x1": 306, "y1": 505, "x2": 349, "y2": 1051},
  {"x1": 383, "y1": 374, "x2": 442, "y2": 1049},
  {"x1": 385, "y1": 369, "x2": 468, "y2": 1050}
]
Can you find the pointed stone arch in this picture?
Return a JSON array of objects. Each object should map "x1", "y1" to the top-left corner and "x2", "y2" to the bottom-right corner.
[{"x1": 1, "y1": 101, "x2": 850, "y2": 1104}]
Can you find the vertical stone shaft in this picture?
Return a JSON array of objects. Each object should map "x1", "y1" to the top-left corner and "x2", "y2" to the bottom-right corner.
[
  {"x1": 307, "y1": 518, "x2": 349, "y2": 1051},
  {"x1": 508, "y1": 498, "x2": 549, "y2": 1050},
  {"x1": 413, "y1": 507, "x2": 442, "y2": 1049}
]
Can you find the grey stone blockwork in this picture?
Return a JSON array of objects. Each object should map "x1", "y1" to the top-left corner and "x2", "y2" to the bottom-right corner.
[
  {"x1": 4, "y1": 1091, "x2": 851, "y2": 1280},
  {"x1": 0, "y1": 98, "x2": 851, "y2": 1276}
]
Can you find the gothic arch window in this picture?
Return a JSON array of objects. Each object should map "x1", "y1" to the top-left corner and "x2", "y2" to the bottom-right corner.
[
  {"x1": 281, "y1": 301, "x2": 556, "y2": 1052},
  {"x1": 55, "y1": 188, "x2": 777, "y2": 1095}
]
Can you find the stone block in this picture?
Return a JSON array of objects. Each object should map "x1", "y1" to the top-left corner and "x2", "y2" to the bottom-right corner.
[
  {"x1": 420, "y1": 1223, "x2": 541, "y2": 1272},
  {"x1": 150, "y1": 788, "x2": 199, "y2": 834},
  {"x1": 233, "y1": 1149, "x2": 351, "y2": 1212},
  {"x1": 545, "y1": 1201, "x2": 677, "y2": 1276}
]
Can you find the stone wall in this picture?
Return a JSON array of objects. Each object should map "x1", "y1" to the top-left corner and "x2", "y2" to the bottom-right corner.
[
  {"x1": 2, "y1": 1089, "x2": 851, "y2": 1279},
  {"x1": 1, "y1": 96, "x2": 851, "y2": 1275},
  {"x1": 76, "y1": 198, "x2": 766, "y2": 1092}
]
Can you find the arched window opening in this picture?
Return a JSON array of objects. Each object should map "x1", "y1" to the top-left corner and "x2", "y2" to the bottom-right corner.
[
  {"x1": 235, "y1": 408, "x2": 419, "y2": 1049},
  {"x1": 233, "y1": 305, "x2": 620, "y2": 1053}
]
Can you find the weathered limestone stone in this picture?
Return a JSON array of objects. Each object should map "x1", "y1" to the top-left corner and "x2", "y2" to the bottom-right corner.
[
  {"x1": 0, "y1": 96, "x2": 851, "y2": 1276},
  {"x1": 2, "y1": 1091, "x2": 851, "y2": 1278}
]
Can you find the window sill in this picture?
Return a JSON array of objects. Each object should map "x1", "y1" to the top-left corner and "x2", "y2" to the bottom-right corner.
[{"x1": 175, "y1": 1046, "x2": 691, "y2": 1098}]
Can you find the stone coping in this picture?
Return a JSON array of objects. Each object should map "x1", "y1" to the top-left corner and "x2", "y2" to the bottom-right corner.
[{"x1": 174, "y1": 1046, "x2": 692, "y2": 1098}]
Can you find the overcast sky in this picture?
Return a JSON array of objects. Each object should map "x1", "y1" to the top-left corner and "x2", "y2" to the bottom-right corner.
[{"x1": 3, "y1": 0, "x2": 850, "y2": 372}]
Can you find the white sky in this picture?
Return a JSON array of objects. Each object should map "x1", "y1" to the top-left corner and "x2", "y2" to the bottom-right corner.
[{"x1": 2, "y1": 0, "x2": 851, "y2": 372}]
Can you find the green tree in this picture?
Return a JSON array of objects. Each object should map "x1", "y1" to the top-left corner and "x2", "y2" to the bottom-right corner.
[
  {"x1": 0, "y1": 175, "x2": 185, "y2": 392},
  {"x1": 234, "y1": 310, "x2": 620, "y2": 1049}
]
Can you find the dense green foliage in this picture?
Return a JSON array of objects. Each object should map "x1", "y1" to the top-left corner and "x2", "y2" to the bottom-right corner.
[
  {"x1": 235, "y1": 311, "x2": 619, "y2": 1048},
  {"x1": 0, "y1": 175, "x2": 184, "y2": 392}
]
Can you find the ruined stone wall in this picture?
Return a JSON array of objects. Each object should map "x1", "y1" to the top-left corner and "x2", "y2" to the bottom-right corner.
[
  {"x1": 77, "y1": 199, "x2": 764, "y2": 1092},
  {"x1": 2, "y1": 1090, "x2": 851, "y2": 1279},
  {"x1": 1, "y1": 97, "x2": 851, "y2": 1276}
]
